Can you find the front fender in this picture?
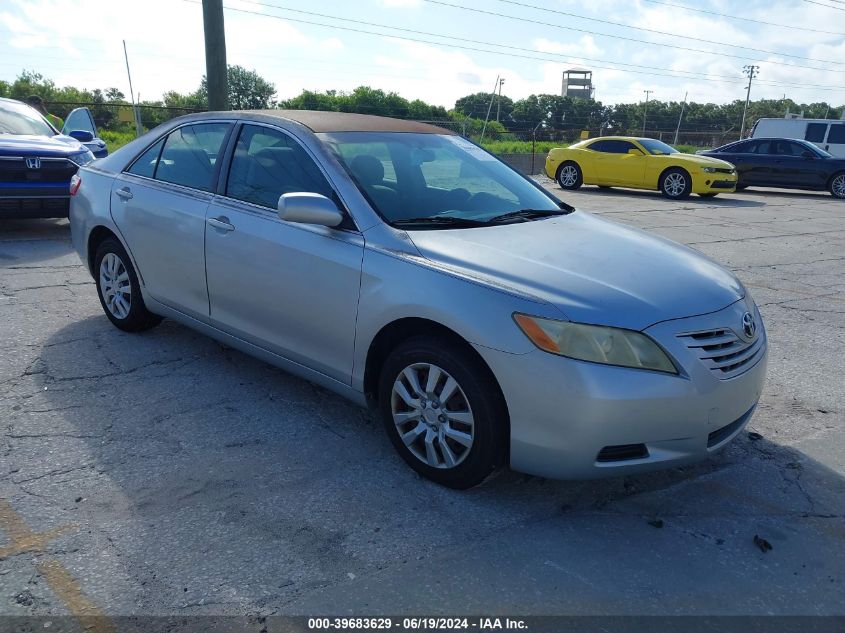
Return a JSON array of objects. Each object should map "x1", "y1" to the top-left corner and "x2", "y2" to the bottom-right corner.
[{"x1": 351, "y1": 246, "x2": 564, "y2": 392}]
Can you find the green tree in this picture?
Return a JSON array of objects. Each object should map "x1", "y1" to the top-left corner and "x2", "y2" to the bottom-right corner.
[
  {"x1": 197, "y1": 65, "x2": 276, "y2": 110},
  {"x1": 455, "y1": 91, "x2": 514, "y2": 120}
]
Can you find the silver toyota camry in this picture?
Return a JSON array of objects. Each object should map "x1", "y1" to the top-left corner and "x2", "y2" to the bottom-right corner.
[{"x1": 69, "y1": 110, "x2": 767, "y2": 489}]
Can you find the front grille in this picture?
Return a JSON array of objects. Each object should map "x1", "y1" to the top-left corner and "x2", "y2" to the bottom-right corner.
[
  {"x1": 678, "y1": 327, "x2": 764, "y2": 379},
  {"x1": 710, "y1": 180, "x2": 736, "y2": 189},
  {"x1": 596, "y1": 443, "x2": 649, "y2": 462},
  {"x1": 707, "y1": 407, "x2": 755, "y2": 448},
  {"x1": 0, "y1": 157, "x2": 77, "y2": 184},
  {"x1": 0, "y1": 197, "x2": 69, "y2": 218}
]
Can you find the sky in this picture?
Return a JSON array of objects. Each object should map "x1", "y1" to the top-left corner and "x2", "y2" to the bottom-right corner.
[{"x1": 1, "y1": 0, "x2": 844, "y2": 109}]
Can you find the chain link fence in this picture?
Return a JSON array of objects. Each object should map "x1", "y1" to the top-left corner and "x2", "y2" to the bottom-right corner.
[{"x1": 39, "y1": 103, "x2": 738, "y2": 175}]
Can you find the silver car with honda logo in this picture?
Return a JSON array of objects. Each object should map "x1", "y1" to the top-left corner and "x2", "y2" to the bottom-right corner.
[{"x1": 69, "y1": 110, "x2": 767, "y2": 489}]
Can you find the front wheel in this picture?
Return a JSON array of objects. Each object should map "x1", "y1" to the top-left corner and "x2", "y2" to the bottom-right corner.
[
  {"x1": 94, "y1": 238, "x2": 163, "y2": 332},
  {"x1": 659, "y1": 168, "x2": 692, "y2": 199},
  {"x1": 830, "y1": 172, "x2": 845, "y2": 199},
  {"x1": 378, "y1": 336, "x2": 508, "y2": 489},
  {"x1": 556, "y1": 162, "x2": 583, "y2": 190}
]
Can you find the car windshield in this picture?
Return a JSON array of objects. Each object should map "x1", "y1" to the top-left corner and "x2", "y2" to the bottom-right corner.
[
  {"x1": 0, "y1": 100, "x2": 56, "y2": 136},
  {"x1": 638, "y1": 139, "x2": 680, "y2": 155},
  {"x1": 319, "y1": 132, "x2": 564, "y2": 227}
]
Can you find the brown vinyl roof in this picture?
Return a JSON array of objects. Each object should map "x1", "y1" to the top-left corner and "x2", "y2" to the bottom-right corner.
[{"x1": 242, "y1": 109, "x2": 456, "y2": 134}]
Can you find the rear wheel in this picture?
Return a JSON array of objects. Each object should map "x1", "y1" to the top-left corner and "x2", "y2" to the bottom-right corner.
[
  {"x1": 94, "y1": 238, "x2": 162, "y2": 332},
  {"x1": 556, "y1": 162, "x2": 583, "y2": 190},
  {"x1": 378, "y1": 336, "x2": 508, "y2": 489},
  {"x1": 830, "y1": 172, "x2": 845, "y2": 199},
  {"x1": 659, "y1": 168, "x2": 692, "y2": 199}
]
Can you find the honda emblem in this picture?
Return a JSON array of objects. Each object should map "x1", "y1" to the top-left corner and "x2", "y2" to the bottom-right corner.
[{"x1": 25, "y1": 157, "x2": 41, "y2": 169}]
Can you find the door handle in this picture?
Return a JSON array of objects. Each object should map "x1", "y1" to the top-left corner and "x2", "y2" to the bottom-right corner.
[
  {"x1": 207, "y1": 216, "x2": 234, "y2": 232},
  {"x1": 115, "y1": 187, "x2": 133, "y2": 200}
]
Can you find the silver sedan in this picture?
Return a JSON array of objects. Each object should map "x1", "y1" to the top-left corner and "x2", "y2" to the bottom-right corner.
[{"x1": 69, "y1": 110, "x2": 767, "y2": 489}]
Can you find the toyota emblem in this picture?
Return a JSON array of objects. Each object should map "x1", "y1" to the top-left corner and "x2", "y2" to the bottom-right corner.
[
  {"x1": 741, "y1": 312, "x2": 756, "y2": 340},
  {"x1": 25, "y1": 157, "x2": 41, "y2": 169}
]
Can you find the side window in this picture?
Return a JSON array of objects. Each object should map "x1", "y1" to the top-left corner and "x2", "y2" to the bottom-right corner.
[
  {"x1": 127, "y1": 138, "x2": 165, "y2": 178},
  {"x1": 587, "y1": 140, "x2": 611, "y2": 152},
  {"x1": 755, "y1": 140, "x2": 775, "y2": 155},
  {"x1": 226, "y1": 124, "x2": 334, "y2": 209},
  {"x1": 781, "y1": 141, "x2": 809, "y2": 156},
  {"x1": 156, "y1": 123, "x2": 230, "y2": 192},
  {"x1": 827, "y1": 124, "x2": 845, "y2": 144},
  {"x1": 725, "y1": 141, "x2": 750, "y2": 154},
  {"x1": 63, "y1": 108, "x2": 96, "y2": 135},
  {"x1": 805, "y1": 123, "x2": 828, "y2": 144},
  {"x1": 613, "y1": 141, "x2": 637, "y2": 154}
]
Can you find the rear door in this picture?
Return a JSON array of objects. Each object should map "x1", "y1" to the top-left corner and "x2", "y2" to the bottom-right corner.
[{"x1": 111, "y1": 121, "x2": 233, "y2": 319}]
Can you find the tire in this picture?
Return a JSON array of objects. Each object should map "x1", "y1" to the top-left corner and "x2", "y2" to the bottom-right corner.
[
  {"x1": 830, "y1": 172, "x2": 845, "y2": 199},
  {"x1": 94, "y1": 237, "x2": 163, "y2": 332},
  {"x1": 377, "y1": 335, "x2": 508, "y2": 489},
  {"x1": 659, "y1": 168, "x2": 692, "y2": 199},
  {"x1": 698, "y1": 193, "x2": 718, "y2": 198},
  {"x1": 556, "y1": 161, "x2": 583, "y2": 190}
]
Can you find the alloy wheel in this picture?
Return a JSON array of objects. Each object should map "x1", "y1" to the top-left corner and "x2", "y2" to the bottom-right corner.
[
  {"x1": 832, "y1": 174, "x2": 845, "y2": 198},
  {"x1": 390, "y1": 362, "x2": 475, "y2": 469},
  {"x1": 99, "y1": 252, "x2": 132, "y2": 319},
  {"x1": 664, "y1": 172, "x2": 686, "y2": 197},
  {"x1": 559, "y1": 165, "x2": 579, "y2": 188}
]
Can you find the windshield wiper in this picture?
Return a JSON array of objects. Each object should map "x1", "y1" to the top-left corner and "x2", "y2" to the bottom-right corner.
[
  {"x1": 485, "y1": 208, "x2": 570, "y2": 224},
  {"x1": 392, "y1": 216, "x2": 488, "y2": 228}
]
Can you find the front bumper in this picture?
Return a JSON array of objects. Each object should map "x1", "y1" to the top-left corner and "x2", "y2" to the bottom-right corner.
[
  {"x1": 476, "y1": 299, "x2": 767, "y2": 479},
  {"x1": 692, "y1": 172, "x2": 738, "y2": 193}
]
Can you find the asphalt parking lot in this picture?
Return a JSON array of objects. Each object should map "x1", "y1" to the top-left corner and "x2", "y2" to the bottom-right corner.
[{"x1": 1, "y1": 183, "x2": 844, "y2": 622}]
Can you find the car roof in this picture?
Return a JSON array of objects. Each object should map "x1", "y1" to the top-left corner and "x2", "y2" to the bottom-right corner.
[{"x1": 182, "y1": 109, "x2": 456, "y2": 135}]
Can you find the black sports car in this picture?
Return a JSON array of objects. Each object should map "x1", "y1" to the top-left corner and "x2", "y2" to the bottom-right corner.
[{"x1": 700, "y1": 137, "x2": 845, "y2": 198}]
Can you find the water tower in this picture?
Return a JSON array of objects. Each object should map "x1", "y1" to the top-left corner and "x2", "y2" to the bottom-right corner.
[{"x1": 561, "y1": 68, "x2": 594, "y2": 100}]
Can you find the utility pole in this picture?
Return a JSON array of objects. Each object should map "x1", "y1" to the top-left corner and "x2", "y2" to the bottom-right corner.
[
  {"x1": 739, "y1": 65, "x2": 759, "y2": 138},
  {"x1": 480, "y1": 75, "x2": 499, "y2": 142},
  {"x1": 496, "y1": 77, "x2": 505, "y2": 122},
  {"x1": 642, "y1": 90, "x2": 653, "y2": 136},
  {"x1": 202, "y1": 0, "x2": 228, "y2": 111},
  {"x1": 673, "y1": 91, "x2": 688, "y2": 146},
  {"x1": 122, "y1": 40, "x2": 142, "y2": 137}
]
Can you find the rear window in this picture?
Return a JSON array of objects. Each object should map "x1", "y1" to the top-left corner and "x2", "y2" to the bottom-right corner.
[
  {"x1": 827, "y1": 124, "x2": 845, "y2": 144},
  {"x1": 805, "y1": 123, "x2": 828, "y2": 143}
]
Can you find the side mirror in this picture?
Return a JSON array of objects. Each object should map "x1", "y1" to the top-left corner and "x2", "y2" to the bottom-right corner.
[
  {"x1": 68, "y1": 130, "x2": 94, "y2": 143},
  {"x1": 278, "y1": 192, "x2": 343, "y2": 228},
  {"x1": 627, "y1": 148, "x2": 643, "y2": 155}
]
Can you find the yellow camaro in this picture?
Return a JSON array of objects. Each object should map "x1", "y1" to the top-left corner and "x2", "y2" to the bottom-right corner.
[{"x1": 545, "y1": 136, "x2": 737, "y2": 199}]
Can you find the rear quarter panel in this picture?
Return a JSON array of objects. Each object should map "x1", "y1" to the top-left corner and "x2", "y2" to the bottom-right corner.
[{"x1": 69, "y1": 166, "x2": 118, "y2": 274}]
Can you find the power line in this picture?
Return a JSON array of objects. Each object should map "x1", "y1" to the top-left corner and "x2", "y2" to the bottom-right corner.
[
  {"x1": 799, "y1": 0, "x2": 845, "y2": 10},
  {"x1": 422, "y1": 0, "x2": 844, "y2": 72},
  {"x1": 640, "y1": 0, "x2": 845, "y2": 36},
  {"x1": 489, "y1": 0, "x2": 842, "y2": 66},
  {"x1": 209, "y1": 1, "x2": 845, "y2": 92}
]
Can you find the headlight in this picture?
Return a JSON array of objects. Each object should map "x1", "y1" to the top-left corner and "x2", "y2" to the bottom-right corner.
[
  {"x1": 68, "y1": 150, "x2": 95, "y2": 166},
  {"x1": 701, "y1": 167, "x2": 717, "y2": 173},
  {"x1": 513, "y1": 314, "x2": 678, "y2": 373}
]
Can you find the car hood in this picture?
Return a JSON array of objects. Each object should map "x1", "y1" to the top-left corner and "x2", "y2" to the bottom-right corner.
[
  {"x1": 407, "y1": 211, "x2": 744, "y2": 330},
  {"x1": 670, "y1": 153, "x2": 735, "y2": 169},
  {"x1": 0, "y1": 134, "x2": 86, "y2": 156}
]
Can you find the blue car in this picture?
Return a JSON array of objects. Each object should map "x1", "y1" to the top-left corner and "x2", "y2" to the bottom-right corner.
[{"x1": 1, "y1": 97, "x2": 99, "y2": 218}]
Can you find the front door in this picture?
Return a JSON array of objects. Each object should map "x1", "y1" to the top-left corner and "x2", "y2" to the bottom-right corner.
[{"x1": 204, "y1": 123, "x2": 364, "y2": 382}]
